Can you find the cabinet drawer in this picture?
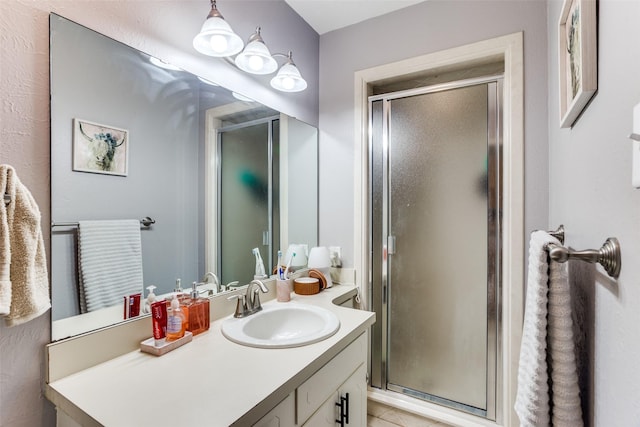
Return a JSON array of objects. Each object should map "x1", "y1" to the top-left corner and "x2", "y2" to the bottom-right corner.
[
  {"x1": 253, "y1": 393, "x2": 295, "y2": 427},
  {"x1": 296, "y1": 332, "x2": 367, "y2": 425}
]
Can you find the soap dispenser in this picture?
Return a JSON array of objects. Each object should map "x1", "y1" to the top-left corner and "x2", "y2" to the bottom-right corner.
[
  {"x1": 185, "y1": 282, "x2": 210, "y2": 336},
  {"x1": 172, "y1": 278, "x2": 190, "y2": 330},
  {"x1": 144, "y1": 285, "x2": 157, "y2": 314},
  {"x1": 166, "y1": 294, "x2": 186, "y2": 341}
]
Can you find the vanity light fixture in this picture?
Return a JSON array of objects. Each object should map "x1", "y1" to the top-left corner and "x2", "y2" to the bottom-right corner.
[
  {"x1": 270, "y1": 52, "x2": 307, "y2": 92},
  {"x1": 193, "y1": 0, "x2": 307, "y2": 92},
  {"x1": 193, "y1": 0, "x2": 244, "y2": 57},
  {"x1": 235, "y1": 27, "x2": 278, "y2": 75}
]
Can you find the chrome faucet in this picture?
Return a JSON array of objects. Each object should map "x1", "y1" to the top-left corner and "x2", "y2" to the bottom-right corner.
[
  {"x1": 228, "y1": 279, "x2": 268, "y2": 318},
  {"x1": 200, "y1": 272, "x2": 221, "y2": 294}
]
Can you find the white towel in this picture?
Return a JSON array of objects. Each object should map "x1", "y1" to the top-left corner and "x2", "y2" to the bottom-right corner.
[
  {"x1": 78, "y1": 220, "x2": 144, "y2": 313},
  {"x1": 0, "y1": 164, "x2": 51, "y2": 326},
  {"x1": 515, "y1": 230, "x2": 583, "y2": 426}
]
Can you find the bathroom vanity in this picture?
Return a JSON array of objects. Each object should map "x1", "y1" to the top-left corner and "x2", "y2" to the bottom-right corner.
[{"x1": 45, "y1": 285, "x2": 374, "y2": 426}]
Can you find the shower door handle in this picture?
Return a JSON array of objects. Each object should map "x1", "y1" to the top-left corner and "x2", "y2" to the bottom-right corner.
[{"x1": 387, "y1": 236, "x2": 396, "y2": 255}]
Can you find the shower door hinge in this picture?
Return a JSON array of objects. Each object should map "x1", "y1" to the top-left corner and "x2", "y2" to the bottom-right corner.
[{"x1": 262, "y1": 231, "x2": 269, "y2": 246}]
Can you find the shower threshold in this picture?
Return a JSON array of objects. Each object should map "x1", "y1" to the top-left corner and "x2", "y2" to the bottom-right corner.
[{"x1": 368, "y1": 388, "x2": 494, "y2": 427}]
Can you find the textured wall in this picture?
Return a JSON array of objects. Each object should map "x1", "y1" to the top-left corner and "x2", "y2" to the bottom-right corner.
[
  {"x1": 318, "y1": 0, "x2": 549, "y2": 268},
  {"x1": 0, "y1": 1, "x2": 317, "y2": 426},
  {"x1": 547, "y1": 0, "x2": 640, "y2": 424}
]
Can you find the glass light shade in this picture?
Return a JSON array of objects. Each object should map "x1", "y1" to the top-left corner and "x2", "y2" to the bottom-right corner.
[
  {"x1": 235, "y1": 40, "x2": 278, "y2": 75},
  {"x1": 270, "y1": 62, "x2": 307, "y2": 92},
  {"x1": 193, "y1": 16, "x2": 244, "y2": 57}
]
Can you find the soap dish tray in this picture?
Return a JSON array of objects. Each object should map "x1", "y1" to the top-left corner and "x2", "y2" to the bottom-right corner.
[{"x1": 140, "y1": 331, "x2": 193, "y2": 356}]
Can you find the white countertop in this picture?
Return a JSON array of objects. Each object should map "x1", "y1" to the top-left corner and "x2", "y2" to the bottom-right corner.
[{"x1": 46, "y1": 285, "x2": 375, "y2": 427}]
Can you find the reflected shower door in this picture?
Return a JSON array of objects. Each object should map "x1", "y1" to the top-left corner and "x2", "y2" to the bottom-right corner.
[
  {"x1": 219, "y1": 122, "x2": 270, "y2": 285},
  {"x1": 370, "y1": 78, "x2": 501, "y2": 418}
]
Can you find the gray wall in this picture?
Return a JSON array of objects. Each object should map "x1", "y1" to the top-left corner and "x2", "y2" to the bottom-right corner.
[
  {"x1": 318, "y1": 0, "x2": 549, "y2": 268},
  {"x1": 547, "y1": 0, "x2": 640, "y2": 424},
  {"x1": 51, "y1": 16, "x2": 201, "y2": 319},
  {"x1": 287, "y1": 118, "x2": 319, "y2": 247},
  {"x1": 0, "y1": 1, "x2": 318, "y2": 426}
]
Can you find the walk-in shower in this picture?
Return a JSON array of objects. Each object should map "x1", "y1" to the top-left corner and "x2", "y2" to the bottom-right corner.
[{"x1": 368, "y1": 76, "x2": 503, "y2": 419}]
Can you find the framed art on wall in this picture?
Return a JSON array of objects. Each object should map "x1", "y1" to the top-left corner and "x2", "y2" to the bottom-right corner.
[
  {"x1": 73, "y1": 118, "x2": 129, "y2": 176},
  {"x1": 558, "y1": 0, "x2": 597, "y2": 128}
]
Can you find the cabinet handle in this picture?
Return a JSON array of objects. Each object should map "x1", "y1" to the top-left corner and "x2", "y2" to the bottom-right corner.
[{"x1": 335, "y1": 393, "x2": 350, "y2": 426}]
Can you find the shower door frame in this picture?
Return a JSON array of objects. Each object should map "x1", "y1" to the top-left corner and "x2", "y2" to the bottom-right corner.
[
  {"x1": 352, "y1": 33, "x2": 524, "y2": 426},
  {"x1": 368, "y1": 76, "x2": 503, "y2": 419}
]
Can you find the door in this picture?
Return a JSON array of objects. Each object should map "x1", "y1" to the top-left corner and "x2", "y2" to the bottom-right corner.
[{"x1": 369, "y1": 77, "x2": 502, "y2": 418}]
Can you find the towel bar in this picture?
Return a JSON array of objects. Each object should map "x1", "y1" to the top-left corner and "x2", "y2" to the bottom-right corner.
[
  {"x1": 3, "y1": 193, "x2": 9, "y2": 205},
  {"x1": 545, "y1": 225, "x2": 621, "y2": 279},
  {"x1": 547, "y1": 224, "x2": 565, "y2": 244},
  {"x1": 52, "y1": 217, "x2": 156, "y2": 228}
]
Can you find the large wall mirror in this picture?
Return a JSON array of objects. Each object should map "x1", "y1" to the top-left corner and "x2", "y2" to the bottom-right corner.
[{"x1": 50, "y1": 14, "x2": 318, "y2": 341}]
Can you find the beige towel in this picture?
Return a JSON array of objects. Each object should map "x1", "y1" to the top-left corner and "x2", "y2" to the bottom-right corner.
[{"x1": 0, "y1": 165, "x2": 51, "y2": 326}]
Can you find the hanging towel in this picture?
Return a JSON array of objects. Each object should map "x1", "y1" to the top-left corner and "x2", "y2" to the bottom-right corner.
[
  {"x1": 0, "y1": 165, "x2": 51, "y2": 326},
  {"x1": 77, "y1": 220, "x2": 144, "y2": 313},
  {"x1": 515, "y1": 230, "x2": 583, "y2": 427}
]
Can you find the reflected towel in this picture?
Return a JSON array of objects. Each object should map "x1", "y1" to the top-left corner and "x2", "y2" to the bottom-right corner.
[
  {"x1": 0, "y1": 164, "x2": 51, "y2": 326},
  {"x1": 515, "y1": 230, "x2": 583, "y2": 426},
  {"x1": 78, "y1": 220, "x2": 143, "y2": 313}
]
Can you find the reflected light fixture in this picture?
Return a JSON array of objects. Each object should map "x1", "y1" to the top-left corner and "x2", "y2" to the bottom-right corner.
[
  {"x1": 193, "y1": 0, "x2": 244, "y2": 57},
  {"x1": 232, "y1": 92, "x2": 255, "y2": 102},
  {"x1": 150, "y1": 56, "x2": 182, "y2": 71},
  {"x1": 193, "y1": 0, "x2": 307, "y2": 92}
]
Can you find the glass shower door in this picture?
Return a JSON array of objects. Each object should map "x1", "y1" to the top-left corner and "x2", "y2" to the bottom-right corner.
[
  {"x1": 370, "y1": 78, "x2": 501, "y2": 418},
  {"x1": 219, "y1": 122, "x2": 270, "y2": 285}
]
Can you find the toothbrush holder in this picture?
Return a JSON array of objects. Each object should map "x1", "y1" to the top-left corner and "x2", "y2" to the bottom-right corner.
[{"x1": 276, "y1": 278, "x2": 293, "y2": 302}]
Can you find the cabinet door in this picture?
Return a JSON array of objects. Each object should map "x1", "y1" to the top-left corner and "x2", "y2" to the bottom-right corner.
[
  {"x1": 302, "y1": 390, "x2": 339, "y2": 427},
  {"x1": 303, "y1": 364, "x2": 367, "y2": 427},
  {"x1": 253, "y1": 393, "x2": 295, "y2": 427},
  {"x1": 338, "y1": 363, "x2": 367, "y2": 426},
  {"x1": 297, "y1": 332, "x2": 367, "y2": 424}
]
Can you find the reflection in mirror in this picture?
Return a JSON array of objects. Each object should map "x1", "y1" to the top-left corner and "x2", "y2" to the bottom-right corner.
[
  {"x1": 208, "y1": 115, "x2": 318, "y2": 286},
  {"x1": 50, "y1": 14, "x2": 318, "y2": 341}
]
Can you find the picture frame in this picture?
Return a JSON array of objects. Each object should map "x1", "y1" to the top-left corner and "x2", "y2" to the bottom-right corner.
[
  {"x1": 558, "y1": 0, "x2": 597, "y2": 128},
  {"x1": 73, "y1": 118, "x2": 129, "y2": 176}
]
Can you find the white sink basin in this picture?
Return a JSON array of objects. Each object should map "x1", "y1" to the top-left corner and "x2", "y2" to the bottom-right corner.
[{"x1": 221, "y1": 303, "x2": 340, "y2": 348}]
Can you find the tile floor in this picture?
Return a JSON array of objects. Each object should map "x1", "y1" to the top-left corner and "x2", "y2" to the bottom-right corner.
[{"x1": 367, "y1": 400, "x2": 453, "y2": 426}]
